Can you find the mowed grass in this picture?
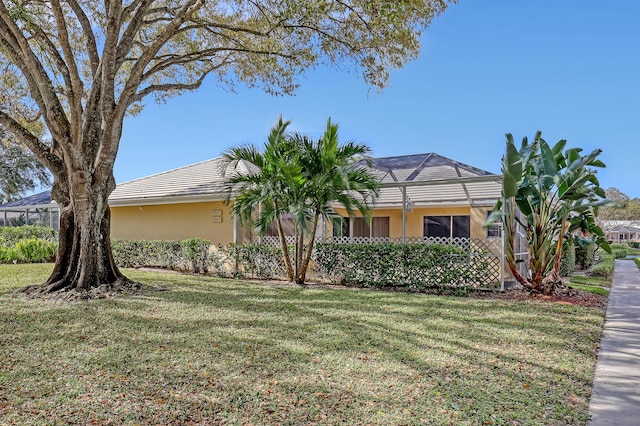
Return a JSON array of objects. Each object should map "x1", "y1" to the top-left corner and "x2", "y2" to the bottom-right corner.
[
  {"x1": 567, "y1": 274, "x2": 612, "y2": 296},
  {"x1": 0, "y1": 264, "x2": 604, "y2": 425}
]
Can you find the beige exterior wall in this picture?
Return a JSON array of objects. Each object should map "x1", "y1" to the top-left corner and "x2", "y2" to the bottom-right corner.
[
  {"x1": 111, "y1": 201, "x2": 235, "y2": 244},
  {"x1": 332, "y1": 205, "x2": 495, "y2": 239}
]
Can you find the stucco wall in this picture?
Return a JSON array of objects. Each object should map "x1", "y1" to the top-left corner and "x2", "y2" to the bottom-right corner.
[{"x1": 111, "y1": 201, "x2": 235, "y2": 244}]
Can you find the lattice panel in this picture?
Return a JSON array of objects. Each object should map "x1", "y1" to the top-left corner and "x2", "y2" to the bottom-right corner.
[{"x1": 249, "y1": 235, "x2": 504, "y2": 290}]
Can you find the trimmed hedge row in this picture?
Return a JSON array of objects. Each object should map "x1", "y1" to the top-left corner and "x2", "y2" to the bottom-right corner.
[
  {"x1": 110, "y1": 239, "x2": 497, "y2": 290},
  {"x1": 315, "y1": 242, "x2": 493, "y2": 291},
  {"x1": 111, "y1": 238, "x2": 215, "y2": 274},
  {"x1": 589, "y1": 253, "x2": 615, "y2": 278},
  {"x1": 0, "y1": 225, "x2": 56, "y2": 245}
]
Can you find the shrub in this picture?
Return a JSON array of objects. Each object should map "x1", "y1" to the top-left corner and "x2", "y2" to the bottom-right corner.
[
  {"x1": 611, "y1": 244, "x2": 628, "y2": 259},
  {"x1": 315, "y1": 242, "x2": 494, "y2": 291},
  {"x1": 0, "y1": 225, "x2": 56, "y2": 247},
  {"x1": 181, "y1": 238, "x2": 211, "y2": 273},
  {"x1": 112, "y1": 239, "x2": 184, "y2": 269},
  {"x1": 13, "y1": 238, "x2": 57, "y2": 263},
  {"x1": 590, "y1": 253, "x2": 615, "y2": 278},
  {"x1": 559, "y1": 242, "x2": 575, "y2": 277},
  {"x1": 0, "y1": 246, "x2": 17, "y2": 263},
  {"x1": 575, "y1": 243, "x2": 596, "y2": 270}
]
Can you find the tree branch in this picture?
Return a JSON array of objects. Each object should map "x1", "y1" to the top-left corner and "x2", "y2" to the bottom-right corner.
[
  {"x1": 66, "y1": 0, "x2": 100, "y2": 74},
  {"x1": 51, "y1": 0, "x2": 83, "y2": 142},
  {"x1": 0, "y1": 110, "x2": 64, "y2": 176},
  {"x1": 0, "y1": 2, "x2": 72, "y2": 147}
]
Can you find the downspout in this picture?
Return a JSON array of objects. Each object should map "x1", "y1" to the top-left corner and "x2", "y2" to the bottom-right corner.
[{"x1": 402, "y1": 187, "x2": 407, "y2": 243}]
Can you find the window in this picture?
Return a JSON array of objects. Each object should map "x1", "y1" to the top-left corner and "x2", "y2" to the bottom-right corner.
[
  {"x1": 332, "y1": 217, "x2": 350, "y2": 238},
  {"x1": 423, "y1": 215, "x2": 470, "y2": 238},
  {"x1": 486, "y1": 211, "x2": 502, "y2": 238},
  {"x1": 352, "y1": 217, "x2": 390, "y2": 238},
  {"x1": 264, "y1": 217, "x2": 294, "y2": 237}
]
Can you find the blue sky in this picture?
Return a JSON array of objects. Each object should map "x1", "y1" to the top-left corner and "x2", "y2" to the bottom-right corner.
[{"x1": 116, "y1": 1, "x2": 640, "y2": 198}]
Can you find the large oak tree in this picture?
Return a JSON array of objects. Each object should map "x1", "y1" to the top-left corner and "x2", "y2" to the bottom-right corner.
[{"x1": 0, "y1": 0, "x2": 452, "y2": 294}]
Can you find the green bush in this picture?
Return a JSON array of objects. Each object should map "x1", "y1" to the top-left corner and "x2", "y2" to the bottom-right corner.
[
  {"x1": 0, "y1": 246, "x2": 17, "y2": 263},
  {"x1": 315, "y1": 242, "x2": 494, "y2": 291},
  {"x1": 112, "y1": 239, "x2": 184, "y2": 269},
  {"x1": 0, "y1": 225, "x2": 56, "y2": 247},
  {"x1": 181, "y1": 238, "x2": 211, "y2": 273},
  {"x1": 559, "y1": 242, "x2": 575, "y2": 277},
  {"x1": 575, "y1": 243, "x2": 596, "y2": 270},
  {"x1": 13, "y1": 238, "x2": 57, "y2": 263},
  {"x1": 611, "y1": 244, "x2": 629, "y2": 259},
  {"x1": 590, "y1": 253, "x2": 615, "y2": 278}
]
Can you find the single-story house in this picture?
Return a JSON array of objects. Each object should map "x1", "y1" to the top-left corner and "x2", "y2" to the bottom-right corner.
[
  {"x1": 0, "y1": 153, "x2": 503, "y2": 244},
  {"x1": 604, "y1": 223, "x2": 640, "y2": 244}
]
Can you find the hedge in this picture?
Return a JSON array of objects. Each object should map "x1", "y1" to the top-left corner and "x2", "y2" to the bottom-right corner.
[
  {"x1": 0, "y1": 225, "x2": 56, "y2": 246},
  {"x1": 0, "y1": 226, "x2": 58, "y2": 264},
  {"x1": 589, "y1": 253, "x2": 615, "y2": 278},
  {"x1": 315, "y1": 242, "x2": 493, "y2": 291},
  {"x1": 109, "y1": 239, "x2": 498, "y2": 290},
  {"x1": 575, "y1": 243, "x2": 596, "y2": 270}
]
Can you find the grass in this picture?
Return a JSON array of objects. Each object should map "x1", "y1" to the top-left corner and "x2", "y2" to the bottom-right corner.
[
  {"x1": 0, "y1": 264, "x2": 605, "y2": 425},
  {"x1": 567, "y1": 274, "x2": 611, "y2": 296}
]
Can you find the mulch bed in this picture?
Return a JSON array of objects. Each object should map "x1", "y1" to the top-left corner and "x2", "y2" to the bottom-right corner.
[{"x1": 472, "y1": 287, "x2": 608, "y2": 308}]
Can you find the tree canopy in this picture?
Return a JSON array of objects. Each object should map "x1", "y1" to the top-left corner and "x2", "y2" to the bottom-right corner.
[
  {"x1": 598, "y1": 188, "x2": 640, "y2": 222},
  {"x1": 0, "y1": 0, "x2": 453, "y2": 294}
]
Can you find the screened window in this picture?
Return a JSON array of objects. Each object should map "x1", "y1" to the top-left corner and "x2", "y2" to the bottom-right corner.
[
  {"x1": 424, "y1": 215, "x2": 470, "y2": 238},
  {"x1": 332, "y1": 217, "x2": 350, "y2": 238},
  {"x1": 352, "y1": 217, "x2": 390, "y2": 238},
  {"x1": 264, "y1": 217, "x2": 294, "y2": 237},
  {"x1": 486, "y1": 211, "x2": 502, "y2": 238}
]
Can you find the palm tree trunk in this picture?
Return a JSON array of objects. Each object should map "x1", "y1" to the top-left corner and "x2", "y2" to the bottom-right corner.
[
  {"x1": 296, "y1": 214, "x2": 320, "y2": 284},
  {"x1": 276, "y1": 217, "x2": 294, "y2": 281}
]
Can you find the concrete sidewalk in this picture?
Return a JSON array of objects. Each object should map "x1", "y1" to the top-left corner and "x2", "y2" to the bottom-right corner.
[{"x1": 587, "y1": 260, "x2": 640, "y2": 425}]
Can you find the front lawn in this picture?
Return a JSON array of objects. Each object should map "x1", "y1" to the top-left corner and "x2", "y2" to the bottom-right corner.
[{"x1": 0, "y1": 264, "x2": 604, "y2": 425}]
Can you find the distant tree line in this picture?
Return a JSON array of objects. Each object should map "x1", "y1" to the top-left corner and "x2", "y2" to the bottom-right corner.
[{"x1": 599, "y1": 188, "x2": 640, "y2": 221}]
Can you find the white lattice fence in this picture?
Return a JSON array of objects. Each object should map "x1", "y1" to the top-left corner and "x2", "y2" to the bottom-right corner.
[{"x1": 249, "y1": 235, "x2": 503, "y2": 289}]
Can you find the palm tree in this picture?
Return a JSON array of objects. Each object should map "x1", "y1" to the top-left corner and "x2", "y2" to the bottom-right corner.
[
  {"x1": 223, "y1": 117, "x2": 379, "y2": 284},
  {"x1": 291, "y1": 119, "x2": 380, "y2": 283},
  {"x1": 487, "y1": 132, "x2": 610, "y2": 294}
]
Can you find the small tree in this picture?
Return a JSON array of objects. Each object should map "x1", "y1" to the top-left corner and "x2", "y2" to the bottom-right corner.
[
  {"x1": 0, "y1": 127, "x2": 50, "y2": 204},
  {"x1": 224, "y1": 117, "x2": 379, "y2": 284},
  {"x1": 487, "y1": 132, "x2": 610, "y2": 294}
]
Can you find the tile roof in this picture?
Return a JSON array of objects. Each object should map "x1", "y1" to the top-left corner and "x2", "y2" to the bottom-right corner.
[
  {"x1": 2, "y1": 153, "x2": 502, "y2": 208},
  {"x1": 109, "y1": 157, "x2": 256, "y2": 206}
]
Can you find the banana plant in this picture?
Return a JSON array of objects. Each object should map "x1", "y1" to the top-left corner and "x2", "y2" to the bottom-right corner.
[{"x1": 487, "y1": 132, "x2": 610, "y2": 294}]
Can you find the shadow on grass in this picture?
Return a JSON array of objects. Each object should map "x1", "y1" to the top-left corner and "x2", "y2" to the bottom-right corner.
[{"x1": 0, "y1": 267, "x2": 604, "y2": 425}]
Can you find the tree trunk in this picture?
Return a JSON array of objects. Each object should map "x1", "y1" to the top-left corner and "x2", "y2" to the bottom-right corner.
[
  {"x1": 23, "y1": 173, "x2": 133, "y2": 297},
  {"x1": 295, "y1": 214, "x2": 319, "y2": 284},
  {"x1": 276, "y1": 217, "x2": 294, "y2": 282}
]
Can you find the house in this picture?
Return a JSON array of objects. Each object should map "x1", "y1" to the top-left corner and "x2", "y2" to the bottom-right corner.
[
  {"x1": 0, "y1": 153, "x2": 503, "y2": 244},
  {"x1": 604, "y1": 222, "x2": 640, "y2": 244}
]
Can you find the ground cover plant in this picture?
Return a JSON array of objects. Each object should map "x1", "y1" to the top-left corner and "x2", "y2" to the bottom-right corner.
[{"x1": 0, "y1": 264, "x2": 604, "y2": 425}]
